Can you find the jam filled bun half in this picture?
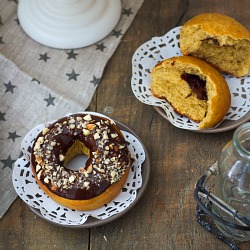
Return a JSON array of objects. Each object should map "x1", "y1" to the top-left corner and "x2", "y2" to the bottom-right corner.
[{"x1": 150, "y1": 56, "x2": 231, "y2": 129}]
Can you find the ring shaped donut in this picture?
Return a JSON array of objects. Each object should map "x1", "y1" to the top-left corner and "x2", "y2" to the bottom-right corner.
[{"x1": 31, "y1": 113, "x2": 131, "y2": 210}]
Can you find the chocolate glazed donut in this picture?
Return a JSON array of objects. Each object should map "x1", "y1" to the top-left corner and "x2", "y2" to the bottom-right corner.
[{"x1": 31, "y1": 114, "x2": 131, "y2": 210}]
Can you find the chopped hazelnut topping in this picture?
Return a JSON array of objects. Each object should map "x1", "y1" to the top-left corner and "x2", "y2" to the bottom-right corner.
[
  {"x1": 86, "y1": 165, "x2": 93, "y2": 174},
  {"x1": 104, "y1": 159, "x2": 110, "y2": 164},
  {"x1": 86, "y1": 123, "x2": 96, "y2": 130},
  {"x1": 79, "y1": 167, "x2": 85, "y2": 174},
  {"x1": 69, "y1": 118, "x2": 75, "y2": 124},
  {"x1": 82, "y1": 122, "x2": 87, "y2": 129},
  {"x1": 51, "y1": 182, "x2": 57, "y2": 191},
  {"x1": 69, "y1": 124, "x2": 75, "y2": 129},
  {"x1": 45, "y1": 165, "x2": 53, "y2": 170},
  {"x1": 111, "y1": 171, "x2": 116, "y2": 178},
  {"x1": 84, "y1": 181, "x2": 90, "y2": 188},
  {"x1": 83, "y1": 129, "x2": 90, "y2": 136},
  {"x1": 94, "y1": 133, "x2": 100, "y2": 140},
  {"x1": 103, "y1": 131, "x2": 109, "y2": 140},
  {"x1": 37, "y1": 137, "x2": 44, "y2": 144},
  {"x1": 36, "y1": 164, "x2": 41, "y2": 172},
  {"x1": 57, "y1": 180, "x2": 62, "y2": 188},
  {"x1": 44, "y1": 176, "x2": 49, "y2": 184},
  {"x1": 111, "y1": 133, "x2": 118, "y2": 138},
  {"x1": 34, "y1": 142, "x2": 41, "y2": 150},
  {"x1": 36, "y1": 156, "x2": 43, "y2": 164},
  {"x1": 83, "y1": 114, "x2": 92, "y2": 121},
  {"x1": 59, "y1": 154, "x2": 65, "y2": 162},
  {"x1": 42, "y1": 127, "x2": 50, "y2": 135},
  {"x1": 37, "y1": 170, "x2": 42, "y2": 180},
  {"x1": 69, "y1": 175, "x2": 75, "y2": 183}
]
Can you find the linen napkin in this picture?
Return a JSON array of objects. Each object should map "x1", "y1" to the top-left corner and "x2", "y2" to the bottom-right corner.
[{"x1": 0, "y1": 0, "x2": 144, "y2": 219}]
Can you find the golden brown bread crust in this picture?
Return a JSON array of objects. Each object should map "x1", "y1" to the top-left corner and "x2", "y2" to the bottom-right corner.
[
  {"x1": 150, "y1": 56, "x2": 231, "y2": 129},
  {"x1": 32, "y1": 162, "x2": 130, "y2": 211},
  {"x1": 180, "y1": 13, "x2": 250, "y2": 77},
  {"x1": 181, "y1": 13, "x2": 250, "y2": 40}
]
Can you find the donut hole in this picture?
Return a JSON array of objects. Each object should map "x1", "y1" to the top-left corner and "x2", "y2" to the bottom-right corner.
[{"x1": 64, "y1": 140, "x2": 90, "y2": 171}]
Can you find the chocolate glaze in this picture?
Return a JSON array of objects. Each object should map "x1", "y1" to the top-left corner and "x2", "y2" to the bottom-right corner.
[
  {"x1": 181, "y1": 73, "x2": 207, "y2": 100},
  {"x1": 31, "y1": 114, "x2": 130, "y2": 200}
]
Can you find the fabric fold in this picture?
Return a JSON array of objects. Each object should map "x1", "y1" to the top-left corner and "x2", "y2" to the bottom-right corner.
[{"x1": 0, "y1": 0, "x2": 144, "y2": 219}]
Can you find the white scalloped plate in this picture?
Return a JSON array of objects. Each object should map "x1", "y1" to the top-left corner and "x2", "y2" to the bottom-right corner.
[
  {"x1": 12, "y1": 112, "x2": 150, "y2": 228},
  {"x1": 131, "y1": 26, "x2": 250, "y2": 132}
]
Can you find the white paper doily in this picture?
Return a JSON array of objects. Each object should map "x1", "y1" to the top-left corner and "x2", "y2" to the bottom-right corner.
[
  {"x1": 131, "y1": 26, "x2": 250, "y2": 130},
  {"x1": 12, "y1": 112, "x2": 147, "y2": 226}
]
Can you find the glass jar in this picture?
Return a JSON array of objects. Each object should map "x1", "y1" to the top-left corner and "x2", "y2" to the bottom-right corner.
[{"x1": 213, "y1": 122, "x2": 250, "y2": 241}]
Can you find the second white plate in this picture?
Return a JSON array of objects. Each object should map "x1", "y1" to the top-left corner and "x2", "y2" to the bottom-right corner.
[{"x1": 131, "y1": 26, "x2": 250, "y2": 132}]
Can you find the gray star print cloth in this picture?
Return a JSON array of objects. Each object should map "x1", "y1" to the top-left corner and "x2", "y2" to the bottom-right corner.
[{"x1": 0, "y1": 0, "x2": 144, "y2": 219}]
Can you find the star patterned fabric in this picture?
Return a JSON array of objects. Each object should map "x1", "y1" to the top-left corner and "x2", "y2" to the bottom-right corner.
[
  {"x1": 3, "y1": 81, "x2": 16, "y2": 93},
  {"x1": 0, "y1": 0, "x2": 144, "y2": 219},
  {"x1": 1, "y1": 155, "x2": 15, "y2": 169},
  {"x1": 44, "y1": 94, "x2": 56, "y2": 106},
  {"x1": 66, "y1": 69, "x2": 80, "y2": 81},
  {"x1": 7, "y1": 131, "x2": 21, "y2": 142},
  {"x1": 66, "y1": 50, "x2": 79, "y2": 60},
  {"x1": 39, "y1": 52, "x2": 50, "y2": 62}
]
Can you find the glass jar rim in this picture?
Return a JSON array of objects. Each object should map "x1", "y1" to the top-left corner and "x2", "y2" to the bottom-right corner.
[{"x1": 233, "y1": 122, "x2": 250, "y2": 159}]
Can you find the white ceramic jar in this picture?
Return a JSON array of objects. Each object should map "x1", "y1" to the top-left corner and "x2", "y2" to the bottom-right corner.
[{"x1": 18, "y1": 0, "x2": 122, "y2": 49}]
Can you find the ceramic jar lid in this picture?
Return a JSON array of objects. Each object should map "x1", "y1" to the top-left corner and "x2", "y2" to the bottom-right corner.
[{"x1": 18, "y1": 0, "x2": 122, "y2": 49}]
